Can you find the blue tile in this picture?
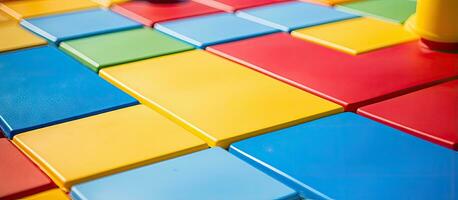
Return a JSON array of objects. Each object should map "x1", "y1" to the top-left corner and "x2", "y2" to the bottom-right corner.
[
  {"x1": 21, "y1": 9, "x2": 141, "y2": 43},
  {"x1": 230, "y1": 113, "x2": 458, "y2": 200},
  {"x1": 0, "y1": 46, "x2": 137, "y2": 138},
  {"x1": 155, "y1": 13, "x2": 279, "y2": 47},
  {"x1": 236, "y1": 2, "x2": 358, "y2": 32},
  {"x1": 71, "y1": 148, "x2": 299, "y2": 200}
]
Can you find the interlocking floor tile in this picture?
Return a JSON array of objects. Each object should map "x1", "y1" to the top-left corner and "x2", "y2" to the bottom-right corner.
[
  {"x1": 21, "y1": 9, "x2": 141, "y2": 43},
  {"x1": 230, "y1": 113, "x2": 458, "y2": 199},
  {"x1": 208, "y1": 33, "x2": 458, "y2": 111},
  {"x1": 236, "y1": 1, "x2": 357, "y2": 32},
  {"x1": 0, "y1": 0, "x2": 98, "y2": 20},
  {"x1": 22, "y1": 189, "x2": 69, "y2": 200},
  {"x1": 291, "y1": 17, "x2": 418, "y2": 55},
  {"x1": 0, "y1": 138, "x2": 55, "y2": 200},
  {"x1": 100, "y1": 50, "x2": 342, "y2": 147},
  {"x1": 13, "y1": 105, "x2": 207, "y2": 191},
  {"x1": 60, "y1": 28, "x2": 193, "y2": 71},
  {"x1": 337, "y1": 0, "x2": 416, "y2": 24},
  {"x1": 0, "y1": 22, "x2": 47, "y2": 53},
  {"x1": 359, "y1": 80, "x2": 458, "y2": 150},
  {"x1": 92, "y1": 0, "x2": 129, "y2": 7},
  {"x1": 0, "y1": 46, "x2": 137, "y2": 138},
  {"x1": 71, "y1": 148, "x2": 299, "y2": 200},
  {"x1": 155, "y1": 13, "x2": 279, "y2": 47},
  {"x1": 194, "y1": 0, "x2": 289, "y2": 12},
  {"x1": 112, "y1": 1, "x2": 221, "y2": 26}
]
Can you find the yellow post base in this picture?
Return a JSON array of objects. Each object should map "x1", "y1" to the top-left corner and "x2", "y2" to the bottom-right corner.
[{"x1": 405, "y1": 0, "x2": 458, "y2": 50}]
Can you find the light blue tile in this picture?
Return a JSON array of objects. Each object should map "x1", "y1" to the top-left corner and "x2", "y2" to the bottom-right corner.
[
  {"x1": 71, "y1": 148, "x2": 299, "y2": 200},
  {"x1": 155, "y1": 13, "x2": 279, "y2": 47},
  {"x1": 0, "y1": 46, "x2": 137, "y2": 138},
  {"x1": 21, "y1": 9, "x2": 141, "y2": 43},
  {"x1": 230, "y1": 113, "x2": 458, "y2": 199},
  {"x1": 236, "y1": 1, "x2": 358, "y2": 32}
]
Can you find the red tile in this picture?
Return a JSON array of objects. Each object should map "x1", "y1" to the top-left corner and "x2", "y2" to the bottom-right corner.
[
  {"x1": 112, "y1": 1, "x2": 222, "y2": 26},
  {"x1": 194, "y1": 0, "x2": 290, "y2": 12},
  {"x1": 208, "y1": 33, "x2": 458, "y2": 111},
  {"x1": 358, "y1": 80, "x2": 458, "y2": 150},
  {"x1": 0, "y1": 138, "x2": 55, "y2": 200}
]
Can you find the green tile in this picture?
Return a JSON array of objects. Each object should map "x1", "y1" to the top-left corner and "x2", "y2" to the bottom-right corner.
[
  {"x1": 60, "y1": 28, "x2": 194, "y2": 72},
  {"x1": 337, "y1": 0, "x2": 416, "y2": 24}
]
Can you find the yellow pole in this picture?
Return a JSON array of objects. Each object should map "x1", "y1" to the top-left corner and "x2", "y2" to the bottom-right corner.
[{"x1": 406, "y1": 0, "x2": 458, "y2": 50}]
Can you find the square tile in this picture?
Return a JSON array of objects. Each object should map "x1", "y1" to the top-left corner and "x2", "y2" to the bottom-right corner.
[
  {"x1": 337, "y1": 0, "x2": 416, "y2": 24},
  {"x1": 194, "y1": 0, "x2": 289, "y2": 12},
  {"x1": 0, "y1": 0, "x2": 98, "y2": 20},
  {"x1": 22, "y1": 189, "x2": 69, "y2": 200},
  {"x1": 230, "y1": 113, "x2": 458, "y2": 199},
  {"x1": 236, "y1": 1, "x2": 357, "y2": 32},
  {"x1": 21, "y1": 9, "x2": 141, "y2": 43},
  {"x1": 155, "y1": 13, "x2": 279, "y2": 47},
  {"x1": 112, "y1": 1, "x2": 221, "y2": 26},
  {"x1": 71, "y1": 148, "x2": 299, "y2": 200},
  {"x1": 91, "y1": 0, "x2": 129, "y2": 7},
  {"x1": 297, "y1": 0, "x2": 330, "y2": 6},
  {"x1": 358, "y1": 80, "x2": 458, "y2": 150},
  {"x1": 208, "y1": 33, "x2": 458, "y2": 111},
  {"x1": 13, "y1": 105, "x2": 207, "y2": 191},
  {"x1": 304, "y1": 0, "x2": 357, "y2": 6},
  {"x1": 291, "y1": 17, "x2": 418, "y2": 55},
  {"x1": 60, "y1": 28, "x2": 193, "y2": 71},
  {"x1": 0, "y1": 22, "x2": 47, "y2": 53},
  {"x1": 100, "y1": 50, "x2": 342, "y2": 148},
  {"x1": 0, "y1": 9, "x2": 13, "y2": 22},
  {"x1": 0, "y1": 46, "x2": 137, "y2": 138},
  {"x1": 0, "y1": 138, "x2": 55, "y2": 200}
]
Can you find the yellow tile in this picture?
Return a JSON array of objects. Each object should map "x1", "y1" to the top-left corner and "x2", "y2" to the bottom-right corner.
[
  {"x1": 291, "y1": 17, "x2": 419, "y2": 55},
  {"x1": 330, "y1": 0, "x2": 355, "y2": 3},
  {"x1": 0, "y1": 22, "x2": 46, "y2": 52},
  {"x1": 22, "y1": 189, "x2": 69, "y2": 200},
  {"x1": 0, "y1": 9, "x2": 13, "y2": 23},
  {"x1": 91, "y1": 0, "x2": 128, "y2": 7},
  {"x1": 13, "y1": 105, "x2": 207, "y2": 191},
  {"x1": 0, "y1": 0, "x2": 98, "y2": 20},
  {"x1": 100, "y1": 50, "x2": 343, "y2": 148}
]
